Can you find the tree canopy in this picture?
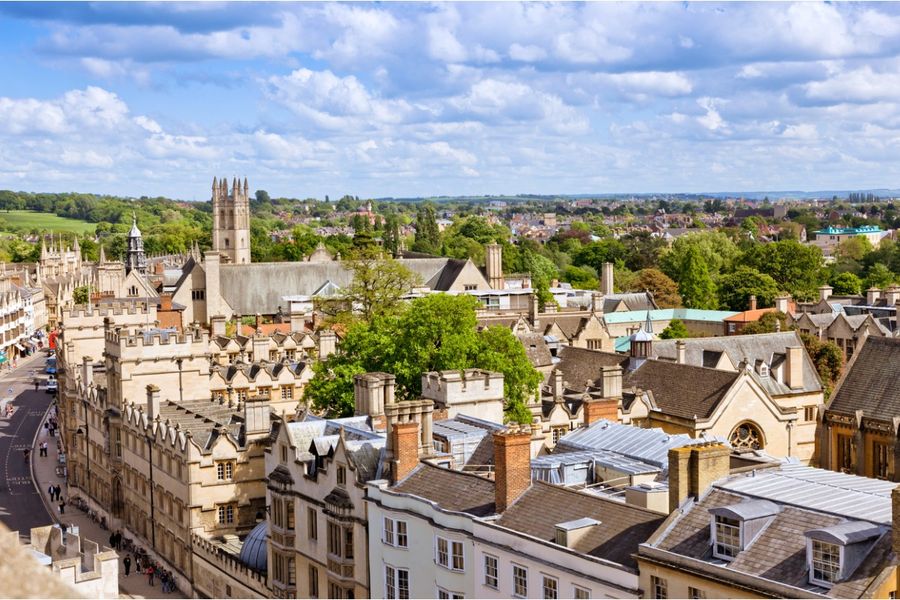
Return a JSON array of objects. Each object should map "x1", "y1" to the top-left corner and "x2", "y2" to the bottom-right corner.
[{"x1": 717, "y1": 267, "x2": 780, "y2": 312}]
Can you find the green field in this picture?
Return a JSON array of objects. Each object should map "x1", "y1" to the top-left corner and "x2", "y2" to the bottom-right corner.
[{"x1": 0, "y1": 211, "x2": 96, "y2": 234}]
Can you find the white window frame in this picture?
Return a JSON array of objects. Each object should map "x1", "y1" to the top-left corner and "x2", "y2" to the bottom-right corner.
[
  {"x1": 711, "y1": 515, "x2": 742, "y2": 560},
  {"x1": 650, "y1": 575, "x2": 667, "y2": 599},
  {"x1": 385, "y1": 565, "x2": 409, "y2": 599},
  {"x1": 483, "y1": 554, "x2": 499, "y2": 590},
  {"x1": 436, "y1": 536, "x2": 449, "y2": 568},
  {"x1": 809, "y1": 539, "x2": 842, "y2": 587},
  {"x1": 573, "y1": 585, "x2": 591, "y2": 599},
  {"x1": 437, "y1": 587, "x2": 464, "y2": 600},
  {"x1": 436, "y1": 536, "x2": 463, "y2": 571},
  {"x1": 512, "y1": 564, "x2": 528, "y2": 598},
  {"x1": 542, "y1": 575, "x2": 559, "y2": 599}
]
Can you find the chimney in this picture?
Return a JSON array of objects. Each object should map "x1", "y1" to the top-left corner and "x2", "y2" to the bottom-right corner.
[
  {"x1": 785, "y1": 346, "x2": 804, "y2": 390},
  {"x1": 204, "y1": 251, "x2": 222, "y2": 318},
  {"x1": 210, "y1": 315, "x2": 226, "y2": 337},
  {"x1": 583, "y1": 397, "x2": 619, "y2": 426},
  {"x1": 600, "y1": 365, "x2": 622, "y2": 399},
  {"x1": 318, "y1": 329, "x2": 337, "y2": 359},
  {"x1": 530, "y1": 293, "x2": 540, "y2": 329},
  {"x1": 867, "y1": 287, "x2": 882, "y2": 305},
  {"x1": 601, "y1": 262, "x2": 614, "y2": 296},
  {"x1": 289, "y1": 310, "x2": 305, "y2": 332},
  {"x1": 493, "y1": 428, "x2": 532, "y2": 513},
  {"x1": 255, "y1": 313, "x2": 262, "y2": 331},
  {"x1": 675, "y1": 340, "x2": 686, "y2": 364},
  {"x1": 159, "y1": 293, "x2": 173, "y2": 312},
  {"x1": 146, "y1": 384, "x2": 161, "y2": 421},
  {"x1": 485, "y1": 243, "x2": 505, "y2": 290},
  {"x1": 749, "y1": 295, "x2": 757, "y2": 311},
  {"x1": 82, "y1": 355, "x2": 93, "y2": 388},
  {"x1": 667, "y1": 443, "x2": 730, "y2": 513},
  {"x1": 552, "y1": 370, "x2": 564, "y2": 401},
  {"x1": 155, "y1": 261, "x2": 165, "y2": 276},
  {"x1": 774, "y1": 294, "x2": 791, "y2": 314},
  {"x1": 390, "y1": 421, "x2": 420, "y2": 483},
  {"x1": 885, "y1": 285, "x2": 900, "y2": 306},
  {"x1": 818, "y1": 285, "x2": 833, "y2": 302},
  {"x1": 244, "y1": 395, "x2": 271, "y2": 439},
  {"x1": 591, "y1": 292, "x2": 604, "y2": 315}
]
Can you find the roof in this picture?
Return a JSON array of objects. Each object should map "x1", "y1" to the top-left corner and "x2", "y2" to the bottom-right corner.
[
  {"x1": 495, "y1": 481, "x2": 665, "y2": 571},
  {"x1": 724, "y1": 308, "x2": 778, "y2": 323},
  {"x1": 392, "y1": 462, "x2": 496, "y2": 517},
  {"x1": 828, "y1": 336, "x2": 900, "y2": 422},
  {"x1": 651, "y1": 331, "x2": 823, "y2": 395},
  {"x1": 602, "y1": 308, "x2": 739, "y2": 324},
  {"x1": 237, "y1": 521, "x2": 268, "y2": 573},
  {"x1": 516, "y1": 332, "x2": 553, "y2": 367}
]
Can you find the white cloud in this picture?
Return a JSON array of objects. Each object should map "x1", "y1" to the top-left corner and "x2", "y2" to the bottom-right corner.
[
  {"x1": 508, "y1": 43, "x2": 547, "y2": 62},
  {"x1": 804, "y1": 65, "x2": 900, "y2": 104},
  {"x1": 697, "y1": 97, "x2": 726, "y2": 131}
]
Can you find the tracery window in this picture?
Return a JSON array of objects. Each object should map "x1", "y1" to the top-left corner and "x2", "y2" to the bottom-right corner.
[{"x1": 729, "y1": 422, "x2": 763, "y2": 451}]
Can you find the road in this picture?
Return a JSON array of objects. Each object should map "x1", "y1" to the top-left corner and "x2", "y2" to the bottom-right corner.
[{"x1": 0, "y1": 353, "x2": 54, "y2": 538}]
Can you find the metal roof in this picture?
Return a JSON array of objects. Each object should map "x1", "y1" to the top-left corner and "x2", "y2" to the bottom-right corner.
[
  {"x1": 531, "y1": 448, "x2": 661, "y2": 477},
  {"x1": 603, "y1": 308, "x2": 739, "y2": 324},
  {"x1": 709, "y1": 499, "x2": 780, "y2": 522},
  {"x1": 804, "y1": 521, "x2": 884, "y2": 546},
  {"x1": 556, "y1": 419, "x2": 722, "y2": 469},
  {"x1": 716, "y1": 464, "x2": 894, "y2": 525}
]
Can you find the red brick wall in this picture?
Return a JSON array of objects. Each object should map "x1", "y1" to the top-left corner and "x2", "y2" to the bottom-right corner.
[
  {"x1": 583, "y1": 398, "x2": 618, "y2": 426},
  {"x1": 493, "y1": 429, "x2": 532, "y2": 513},
  {"x1": 392, "y1": 421, "x2": 420, "y2": 483}
]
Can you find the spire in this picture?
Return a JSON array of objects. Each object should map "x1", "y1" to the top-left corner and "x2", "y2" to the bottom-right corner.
[
  {"x1": 99, "y1": 244, "x2": 106, "y2": 263},
  {"x1": 40, "y1": 236, "x2": 47, "y2": 260},
  {"x1": 644, "y1": 310, "x2": 653, "y2": 335},
  {"x1": 243, "y1": 177, "x2": 249, "y2": 198},
  {"x1": 232, "y1": 177, "x2": 238, "y2": 198}
]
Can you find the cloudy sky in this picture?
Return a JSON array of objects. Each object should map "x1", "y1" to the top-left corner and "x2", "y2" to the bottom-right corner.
[{"x1": 1, "y1": 2, "x2": 900, "y2": 200}]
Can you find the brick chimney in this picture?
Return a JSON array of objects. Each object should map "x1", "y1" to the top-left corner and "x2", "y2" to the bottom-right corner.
[
  {"x1": 601, "y1": 262, "x2": 614, "y2": 296},
  {"x1": 583, "y1": 397, "x2": 618, "y2": 426},
  {"x1": 552, "y1": 370, "x2": 564, "y2": 401},
  {"x1": 289, "y1": 310, "x2": 305, "y2": 333},
  {"x1": 785, "y1": 346, "x2": 804, "y2": 390},
  {"x1": 600, "y1": 365, "x2": 622, "y2": 399},
  {"x1": 146, "y1": 384, "x2": 161, "y2": 421},
  {"x1": 530, "y1": 293, "x2": 540, "y2": 329},
  {"x1": 818, "y1": 285, "x2": 833, "y2": 302},
  {"x1": 867, "y1": 287, "x2": 882, "y2": 305},
  {"x1": 485, "y1": 243, "x2": 505, "y2": 290},
  {"x1": 159, "y1": 293, "x2": 173, "y2": 312},
  {"x1": 749, "y1": 295, "x2": 757, "y2": 311},
  {"x1": 667, "y1": 443, "x2": 730, "y2": 513},
  {"x1": 774, "y1": 294, "x2": 791, "y2": 314},
  {"x1": 391, "y1": 421, "x2": 420, "y2": 483},
  {"x1": 493, "y1": 428, "x2": 532, "y2": 513}
]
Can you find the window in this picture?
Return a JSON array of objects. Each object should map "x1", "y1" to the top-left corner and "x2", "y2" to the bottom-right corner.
[
  {"x1": 281, "y1": 386, "x2": 294, "y2": 400},
  {"x1": 587, "y1": 339, "x2": 603, "y2": 350},
  {"x1": 288, "y1": 558, "x2": 296, "y2": 585},
  {"x1": 483, "y1": 554, "x2": 498, "y2": 589},
  {"x1": 309, "y1": 565, "x2": 318, "y2": 598},
  {"x1": 573, "y1": 586, "x2": 590, "y2": 599},
  {"x1": 836, "y1": 434, "x2": 853, "y2": 473},
  {"x1": 437, "y1": 588, "x2": 464, "y2": 599},
  {"x1": 552, "y1": 427, "x2": 567, "y2": 444},
  {"x1": 713, "y1": 515, "x2": 741, "y2": 560},
  {"x1": 542, "y1": 576, "x2": 558, "y2": 599},
  {"x1": 383, "y1": 517, "x2": 408, "y2": 548},
  {"x1": 804, "y1": 405, "x2": 816, "y2": 422},
  {"x1": 728, "y1": 322, "x2": 736, "y2": 333},
  {"x1": 308, "y1": 507, "x2": 318, "y2": 540},
  {"x1": 218, "y1": 504, "x2": 235, "y2": 524},
  {"x1": 688, "y1": 587, "x2": 706, "y2": 599},
  {"x1": 336, "y1": 465, "x2": 346, "y2": 487},
  {"x1": 236, "y1": 389, "x2": 248, "y2": 402},
  {"x1": 328, "y1": 522, "x2": 341, "y2": 556},
  {"x1": 191, "y1": 290, "x2": 205, "y2": 301},
  {"x1": 650, "y1": 575, "x2": 668, "y2": 599},
  {"x1": 286, "y1": 500, "x2": 294, "y2": 529},
  {"x1": 811, "y1": 540, "x2": 841, "y2": 586},
  {"x1": 435, "y1": 537, "x2": 464, "y2": 571},
  {"x1": 385, "y1": 565, "x2": 410, "y2": 600},
  {"x1": 513, "y1": 565, "x2": 528, "y2": 597},
  {"x1": 216, "y1": 461, "x2": 235, "y2": 480},
  {"x1": 344, "y1": 527, "x2": 354, "y2": 559},
  {"x1": 281, "y1": 445, "x2": 289, "y2": 463},
  {"x1": 874, "y1": 441, "x2": 891, "y2": 480}
]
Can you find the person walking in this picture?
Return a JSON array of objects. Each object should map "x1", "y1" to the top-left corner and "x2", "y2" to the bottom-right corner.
[
  {"x1": 123, "y1": 555, "x2": 131, "y2": 577},
  {"x1": 108, "y1": 532, "x2": 115, "y2": 549},
  {"x1": 53, "y1": 485, "x2": 61, "y2": 501},
  {"x1": 135, "y1": 555, "x2": 142, "y2": 574},
  {"x1": 146, "y1": 564, "x2": 155, "y2": 586},
  {"x1": 47, "y1": 484, "x2": 53, "y2": 498},
  {"x1": 58, "y1": 498, "x2": 65, "y2": 514}
]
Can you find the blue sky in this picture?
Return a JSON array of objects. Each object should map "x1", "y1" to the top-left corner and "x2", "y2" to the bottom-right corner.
[{"x1": 2, "y1": 2, "x2": 900, "y2": 200}]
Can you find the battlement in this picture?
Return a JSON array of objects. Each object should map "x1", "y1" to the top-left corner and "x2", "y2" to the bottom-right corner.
[
  {"x1": 421, "y1": 369, "x2": 505, "y2": 403},
  {"x1": 192, "y1": 533, "x2": 268, "y2": 588},
  {"x1": 212, "y1": 176, "x2": 250, "y2": 204},
  {"x1": 105, "y1": 326, "x2": 209, "y2": 348},
  {"x1": 64, "y1": 301, "x2": 156, "y2": 322}
]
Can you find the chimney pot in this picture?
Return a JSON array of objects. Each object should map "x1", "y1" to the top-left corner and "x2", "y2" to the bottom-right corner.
[{"x1": 493, "y1": 429, "x2": 532, "y2": 513}]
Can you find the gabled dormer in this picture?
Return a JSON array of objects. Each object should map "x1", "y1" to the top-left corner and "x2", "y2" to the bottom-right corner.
[
  {"x1": 708, "y1": 500, "x2": 780, "y2": 561},
  {"x1": 804, "y1": 521, "x2": 884, "y2": 588}
]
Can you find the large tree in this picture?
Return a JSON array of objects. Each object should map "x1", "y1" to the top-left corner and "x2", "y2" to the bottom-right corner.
[
  {"x1": 660, "y1": 231, "x2": 740, "y2": 282},
  {"x1": 677, "y1": 245, "x2": 718, "y2": 309},
  {"x1": 829, "y1": 271, "x2": 863, "y2": 296},
  {"x1": 625, "y1": 268, "x2": 681, "y2": 308},
  {"x1": 412, "y1": 204, "x2": 441, "y2": 255},
  {"x1": 717, "y1": 267, "x2": 779, "y2": 312},
  {"x1": 742, "y1": 239, "x2": 825, "y2": 300},
  {"x1": 304, "y1": 294, "x2": 541, "y2": 422}
]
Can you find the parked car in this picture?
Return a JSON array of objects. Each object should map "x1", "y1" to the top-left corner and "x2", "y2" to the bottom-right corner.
[{"x1": 45, "y1": 379, "x2": 57, "y2": 394}]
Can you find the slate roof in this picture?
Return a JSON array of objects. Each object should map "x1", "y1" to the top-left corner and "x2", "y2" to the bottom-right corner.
[
  {"x1": 651, "y1": 331, "x2": 823, "y2": 395},
  {"x1": 553, "y1": 346, "x2": 628, "y2": 390},
  {"x1": 650, "y1": 478, "x2": 893, "y2": 598},
  {"x1": 392, "y1": 462, "x2": 496, "y2": 517},
  {"x1": 516, "y1": 332, "x2": 553, "y2": 367},
  {"x1": 828, "y1": 336, "x2": 900, "y2": 422},
  {"x1": 495, "y1": 481, "x2": 665, "y2": 571}
]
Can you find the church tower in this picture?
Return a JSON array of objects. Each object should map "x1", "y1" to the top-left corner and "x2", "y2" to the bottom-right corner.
[
  {"x1": 211, "y1": 176, "x2": 251, "y2": 264},
  {"x1": 125, "y1": 212, "x2": 147, "y2": 275}
]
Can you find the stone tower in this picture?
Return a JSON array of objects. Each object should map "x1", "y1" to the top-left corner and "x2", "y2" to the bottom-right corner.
[
  {"x1": 211, "y1": 176, "x2": 251, "y2": 264},
  {"x1": 125, "y1": 212, "x2": 147, "y2": 275}
]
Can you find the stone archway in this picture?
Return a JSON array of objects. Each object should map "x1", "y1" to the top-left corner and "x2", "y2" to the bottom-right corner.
[{"x1": 729, "y1": 421, "x2": 765, "y2": 452}]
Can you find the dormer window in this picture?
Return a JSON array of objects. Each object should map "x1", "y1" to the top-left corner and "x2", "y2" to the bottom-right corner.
[
  {"x1": 709, "y1": 500, "x2": 780, "y2": 562},
  {"x1": 336, "y1": 465, "x2": 347, "y2": 487},
  {"x1": 805, "y1": 521, "x2": 883, "y2": 588},
  {"x1": 810, "y1": 540, "x2": 841, "y2": 586}
]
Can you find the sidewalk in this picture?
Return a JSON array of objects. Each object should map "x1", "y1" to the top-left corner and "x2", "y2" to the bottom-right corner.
[{"x1": 31, "y1": 389, "x2": 186, "y2": 598}]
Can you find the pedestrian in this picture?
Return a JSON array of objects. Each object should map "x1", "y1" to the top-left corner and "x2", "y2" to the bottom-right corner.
[
  {"x1": 53, "y1": 485, "x2": 61, "y2": 501},
  {"x1": 108, "y1": 532, "x2": 115, "y2": 548},
  {"x1": 116, "y1": 531, "x2": 122, "y2": 550},
  {"x1": 135, "y1": 555, "x2": 142, "y2": 574},
  {"x1": 146, "y1": 565, "x2": 154, "y2": 586},
  {"x1": 58, "y1": 498, "x2": 65, "y2": 514},
  {"x1": 33, "y1": 381, "x2": 38, "y2": 391},
  {"x1": 47, "y1": 484, "x2": 53, "y2": 498},
  {"x1": 123, "y1": 555, "x2": 131, "y2": 577}
]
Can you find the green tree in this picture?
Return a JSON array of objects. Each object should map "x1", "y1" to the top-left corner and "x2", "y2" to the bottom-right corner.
[
  {"x1": 717, "y1": 267, "x2": 779, "y2": 312},
  {"x1": 304, "y1": 294, "x2": 541, "y2": 423},
  {"x1": 620, "y1": 231, "x2": 667, "y2": 271},
  {"x1": 864, "y1": 263, "x2": 894, "y2": 290},
  {"x1": 835, "y1": 235, "x2": 873, "y2": 262},
  {"x1": 73, "y1": 285, "x2": 90, "y2": 305},
  {"x1": 660, "y1": 232, "x2": 740, "y2": 282},
  {"x1": 677, "y1": 246, "x2": 718, "y2": 309},
  {"x1": 625, "y1": 268, "x2": 682, "y2": 308},
  {"x1": 742, "y1": 240, "x2": 825, "y2": 299},
  {"x1": 382, "y1": 214, "x2": 401, "y2": 256},
  {"x1": 561, "y1": 265, "x2": 598, "y2": 290},
  {"x1": 739, "y1": 311, "x2": 789, "y2": 335},
  {"x1": 800, "y1": 333, "x2": 843, "y2": 399},
  {"x1": 659, "y1": 319, "x2": 690, "y2": 339},
  {"x1": 829, "y1": 272, "x2": 863, "y2": 296},
  {"x1": 412, "y1": 204, "x2": 441, "y2": 255},
  {"x1": 573, "y1": 239, "x2": 627, "y2": 272},
  {"x1": 254, "y1": 189, "x2": 271, "y2": 204}
]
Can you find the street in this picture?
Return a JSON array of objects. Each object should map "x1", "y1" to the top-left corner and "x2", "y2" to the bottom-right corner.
[{"x1": 0, "y1": 353, "x2": 53, "y2": 539}]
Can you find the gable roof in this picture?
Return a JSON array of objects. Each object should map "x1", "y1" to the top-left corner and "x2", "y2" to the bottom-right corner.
[
  {"x1": 494, "y1": 481, "x2": 665, "y2": 571},
  {"x1": 827, "y1": 336, "x2": 900, "y2": 421},
  {"x1": 392, "y1": 462, "x2": 496, "y2": 517}
]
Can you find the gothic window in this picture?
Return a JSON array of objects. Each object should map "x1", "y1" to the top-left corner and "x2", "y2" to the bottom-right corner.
[
  {"x1": 225, "y1": 238, "x2": 230, "y2": 248},
  {"x1": 729, "y1": 422, "x2": 764, "y2": 452}
]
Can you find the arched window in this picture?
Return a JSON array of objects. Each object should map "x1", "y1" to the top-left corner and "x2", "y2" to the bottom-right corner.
[
  {"x1": 225, "y1": 238, "x2": 230, "y2": 248},
  {"x1": 729, "y1": 421, "x2": 764, "y2": 452}
]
